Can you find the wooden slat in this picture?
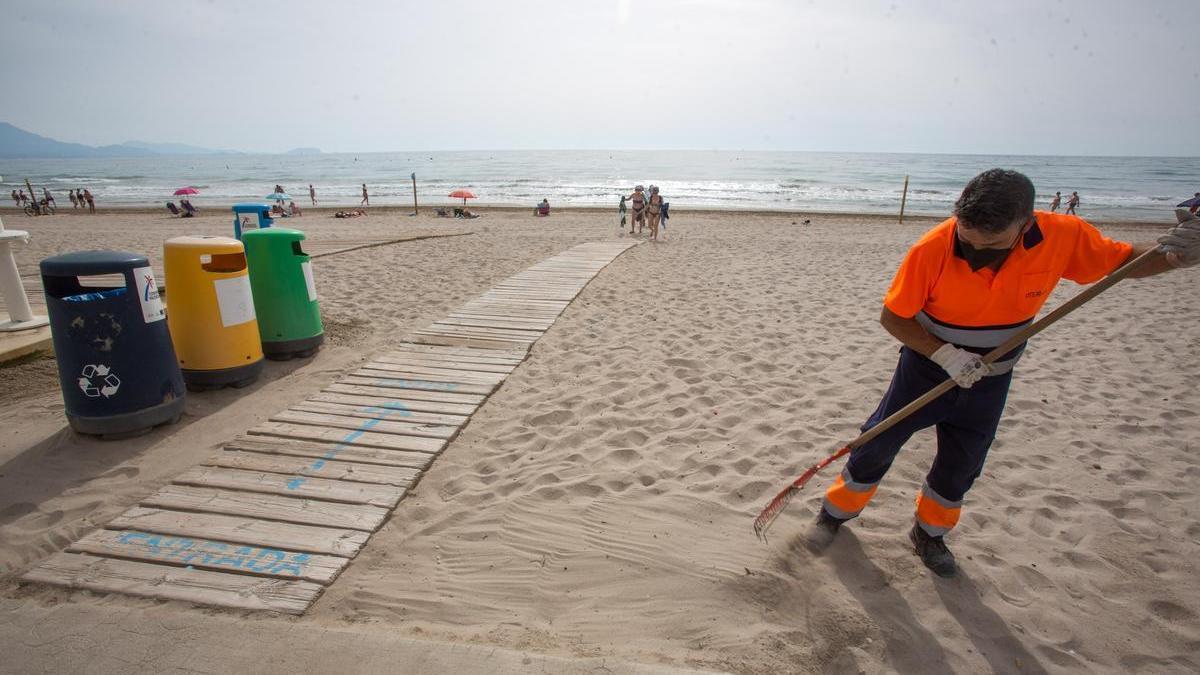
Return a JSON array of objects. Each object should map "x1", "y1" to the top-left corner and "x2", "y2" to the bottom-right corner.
[
  {"x1": 143, "y1": 483, "x2": 390, "y2": 531},
  {"x1": 249, "y1": 422, "x2": 446, "y2": 454},
  {"x1": 345, "y1": 369, "x2": 494, "y2": 396},
  {"x1": 334, "y1": 378, "x2": 488, "y2": 404},
  {"x1": 384, "y1": 343, "x2": 527, "y2": 359},
  {"x1": 68, "y1": 529, "x2": 347, "y2": 584},
  {"x1": 408, "y1": 329, "x2": 530, "y2": 345},
  {"x1": 224, "y1": 435, "x2": 435, "y2": 470},
  {"x1": 271, "y1": 409, "x2": 459, "y2": 440},
  {"x1": 459, "y1": 299, "x2": 566, "y2": 309},
  {"x1": 108, "y1": 507, "x2": 369, "y2": 557},
  {"x1": 417, "y1": 323, "x2": 544, "y2": 338},
  {"x1": 378, "y1": 349, "x2": 525, "y2": 367},
  {"x1": 436, "y1": 317, "x2": 551, "y2": 331},
  {"x1": 450, "y1": 311, "x2": 559, "y2": 322},
  {"x1": 22, "y1": 552, "x2": 323, "y2": 614},
  {"x1": 453, "y1": 311, "x2": 560, "y2": 321},
  {"x1": 372, "y1": 354, "x2": 516, "y2": 374},
  {"x1": 174, "y1": 466, "x2": 406, "y2": 509},
  {"x1": 206, "y1": 450, "x2": 421, "y2": 486},
  {"x1": 291, "y1": 399, "x2": 468, "y2": 427},
  {"x1": 315, "y1": 388, "x2": 478, "y2": 416},
  {"x1": 413, "y1": 326, "x2": 540, "y2": 340},
  {"x1": 410, "y1": 332, "x2": 533, "y2": 350},
  {"x1": 359, "y1": 362, "x2": 506, "y2": 385}
]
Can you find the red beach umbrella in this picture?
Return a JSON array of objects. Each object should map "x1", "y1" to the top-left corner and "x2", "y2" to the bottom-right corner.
[
  {"x1": 173, "y1": 187, "x2": 200, "y2": 196},
  {"x1": 448, "y1": 189, "x2": 476, "y2": 205}
]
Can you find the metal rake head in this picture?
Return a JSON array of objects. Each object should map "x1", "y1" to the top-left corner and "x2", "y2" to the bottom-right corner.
[
  {"x1": 752, "y1": 445, "x2": 851, "y2": 542},
  {"x1": 752, "y1": 484, "x2": 799, "y2": 542}
]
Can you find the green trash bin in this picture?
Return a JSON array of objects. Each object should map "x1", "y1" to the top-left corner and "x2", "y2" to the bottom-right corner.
[{"x1": 242, "y1": 228, "x2": 324, "y2": 360}]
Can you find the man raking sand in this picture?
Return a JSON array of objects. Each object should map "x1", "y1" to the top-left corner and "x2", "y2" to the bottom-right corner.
[{"x1": 755, "y1": 168, "x2": 1200, "y2": 578}]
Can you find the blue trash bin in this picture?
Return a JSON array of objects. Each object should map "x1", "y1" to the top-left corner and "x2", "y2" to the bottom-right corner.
[
  {"x1": 233, "y1": 203, "x2": 275, "y2": 240},
  {"x1": 40, "y1": 251, "x2": 186, "y2": 438}
]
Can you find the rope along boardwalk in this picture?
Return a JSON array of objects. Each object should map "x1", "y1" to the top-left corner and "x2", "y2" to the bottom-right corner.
[{"x1": 20, "y1": 241, "x2": 636, "y2": 614}]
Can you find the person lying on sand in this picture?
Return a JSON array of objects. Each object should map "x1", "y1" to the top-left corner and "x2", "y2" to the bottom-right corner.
[
  {"x1": 334, "y1": 209, "x2": 367, "y2": 218},
  {"x1": 808, "y1": 168, "x2": 1200, "y2": 579}
]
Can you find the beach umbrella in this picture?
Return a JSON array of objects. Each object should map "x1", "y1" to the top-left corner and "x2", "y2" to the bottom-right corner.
[
  {"x1": 173, "y1": 187, "x2": 200, "y2": 196},
  {"x1": 448, "y1": 189, "x2": 476, "y2": 205},
  {"x1": 1177, "y1": 196, "x2": 1200, "y2": 209},
  {"x1": 265, "y1": 193, "x2": 291, "y2": 201}
]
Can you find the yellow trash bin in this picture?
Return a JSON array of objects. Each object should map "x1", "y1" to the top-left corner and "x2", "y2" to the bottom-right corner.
[{"x1": 163, "y1": 236, "x2": 264, "y2": 391}]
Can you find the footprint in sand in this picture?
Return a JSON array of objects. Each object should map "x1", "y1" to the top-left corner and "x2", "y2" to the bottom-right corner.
[{"x1": 528, "y1": 409, "x2": 574, "y2": 427}]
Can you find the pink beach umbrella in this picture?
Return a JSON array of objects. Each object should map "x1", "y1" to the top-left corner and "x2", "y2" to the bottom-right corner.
[
  {"x1": 173, "y1": 187, "x2": 200, "y2": 196},
  {"x1": 448, "y1": 189, "x2": 476, "y2": 205}
]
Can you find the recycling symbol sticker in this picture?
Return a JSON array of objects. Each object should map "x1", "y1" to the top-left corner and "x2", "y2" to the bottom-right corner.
[{"x1": 78, "y1": 364, "x2": 121, "y2": 398}]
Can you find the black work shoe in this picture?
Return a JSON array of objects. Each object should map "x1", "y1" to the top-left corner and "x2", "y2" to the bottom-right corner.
[
  {"x1": 909, "y1": 524, "x2": 957, "y2": 578},
  {"x1": 805, "y1": 508, "x2": 847, "y2": 554}
]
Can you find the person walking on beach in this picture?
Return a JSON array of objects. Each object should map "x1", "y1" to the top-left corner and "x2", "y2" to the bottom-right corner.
[
  {"x1": 626, "y1": 185, "x2": 647, "y2": 234},
  {"x1": 1049, "y1": 191, "x2": 1061, "y2": 212},
  {"x1": 309, "y1": 184, "x2": 317, "y2": 207},
  {"x1": 83, "y1": 189, "x2": 95, "y2": 213},
  {"x1": 361, "y1": 184, "x2": 369, "y2": 207},
  {"x1": 17, "y1": 190, "x2": 27, "y2": 206},
  {"x1": 1065, "y1": 191, "x2": 1080, "y2": 215},
  {"x1": 68, "y1": 190, "x2": 79, "y2": 209},
  {"x1": 42, "y1": 188, "x2": 55, "y2": 208},
  {"x1": 647, "y1": 185, "x2": 664, "y2": 241},
  {"x1": 10, "y1": 190, "x2": 19, "y2": 207},
  {"x1": 809, "y1": 168, "x2": 1199, "y2": 578}
]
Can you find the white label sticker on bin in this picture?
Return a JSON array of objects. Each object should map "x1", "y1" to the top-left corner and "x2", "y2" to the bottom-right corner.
[
  {"x1": 301, "y1": 261, "x2": 317, "y2": 302},
  {"x1": 213, "y1": 276, "x2": 256, "y2": 327},
  {"x1": 132, "y1": 266, "x2": 165, "y2": 323}
]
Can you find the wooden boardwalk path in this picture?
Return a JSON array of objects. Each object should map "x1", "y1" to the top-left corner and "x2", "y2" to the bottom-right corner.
[{"x1": 21, "y1": 240, "x2": 637, "y2": 614}]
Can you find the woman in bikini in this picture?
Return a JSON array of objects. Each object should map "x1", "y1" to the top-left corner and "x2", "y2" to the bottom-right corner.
[
  {"x1": 647, "y1": 185, "x2": 663, "y2": 241},
  {"x1": 627, "y1": 185, "x2": 646, "y2": 234}
]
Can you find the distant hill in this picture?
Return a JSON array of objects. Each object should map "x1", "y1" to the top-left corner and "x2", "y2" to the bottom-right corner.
[
  {"x1": 117, "y1": 140, "x2": 239, "y2": 155},
  {"x1": 286, "y1": 147, "x2": 322, "y2": 155},
  {"x1": 0, "y1": 122, "x2": 239, "y2": 158}
]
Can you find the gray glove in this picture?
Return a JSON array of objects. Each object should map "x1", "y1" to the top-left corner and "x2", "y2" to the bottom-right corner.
[{"x1": 1158, "y1": 209, "x2": 1200, "y2": 268}]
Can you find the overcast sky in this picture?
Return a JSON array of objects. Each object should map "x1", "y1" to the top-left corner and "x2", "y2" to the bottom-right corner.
[{"x1": 2, "y1": 0, "x2": 1197, "y2": 155}]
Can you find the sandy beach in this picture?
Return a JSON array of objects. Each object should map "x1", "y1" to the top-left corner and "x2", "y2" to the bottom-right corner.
[{"x1": 1, "y1": 206, "x2": 1197, "y2": 673}]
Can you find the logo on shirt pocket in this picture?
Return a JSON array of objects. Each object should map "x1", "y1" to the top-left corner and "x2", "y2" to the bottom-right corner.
[{"x1": 1018, "y1": 272, "x2": 1052, "y2": 310}]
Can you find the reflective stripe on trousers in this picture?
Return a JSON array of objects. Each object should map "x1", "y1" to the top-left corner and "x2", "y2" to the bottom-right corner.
[
  {"x1": 915, "y1": 482, "x2": 962, "y2": 536},
  {"x1": 823, "y1": 468, "x2": 879, "y2": 519}
]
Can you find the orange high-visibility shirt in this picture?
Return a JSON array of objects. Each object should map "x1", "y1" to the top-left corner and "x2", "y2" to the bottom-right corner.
[{"x1": 883, "y1": 211, "x2": 1132, "y2": 373}]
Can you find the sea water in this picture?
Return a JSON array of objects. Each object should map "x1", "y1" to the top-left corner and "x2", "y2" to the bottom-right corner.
[{"x1": 2, "y1": 150, "x2": 1195, "y2": 221}]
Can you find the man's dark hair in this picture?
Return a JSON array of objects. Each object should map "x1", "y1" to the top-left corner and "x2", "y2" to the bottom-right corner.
[{"x1": 953, "y1": 169, "x2": 1035, "y2": 232}]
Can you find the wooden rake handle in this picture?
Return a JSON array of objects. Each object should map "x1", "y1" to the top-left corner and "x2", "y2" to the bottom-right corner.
[{"x1": 753, "y1": 246, "x2": 1162, "y2": 540}]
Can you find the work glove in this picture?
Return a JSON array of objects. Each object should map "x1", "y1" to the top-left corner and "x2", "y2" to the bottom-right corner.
[
  {"x1": 930, "y1": 344, "x2": 990, "y2": 388},
  {"x1": 1158, "y1": 209, "x2": 1200, "y2": 269}
]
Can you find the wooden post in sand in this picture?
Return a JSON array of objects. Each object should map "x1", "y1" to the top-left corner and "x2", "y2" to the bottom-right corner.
[
  {"x1": 410, "y1": 173, "x2": 418, "y2": 215},
  {"x1": 899, "y1": 175, "x2": 909, "y2": 224}
]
